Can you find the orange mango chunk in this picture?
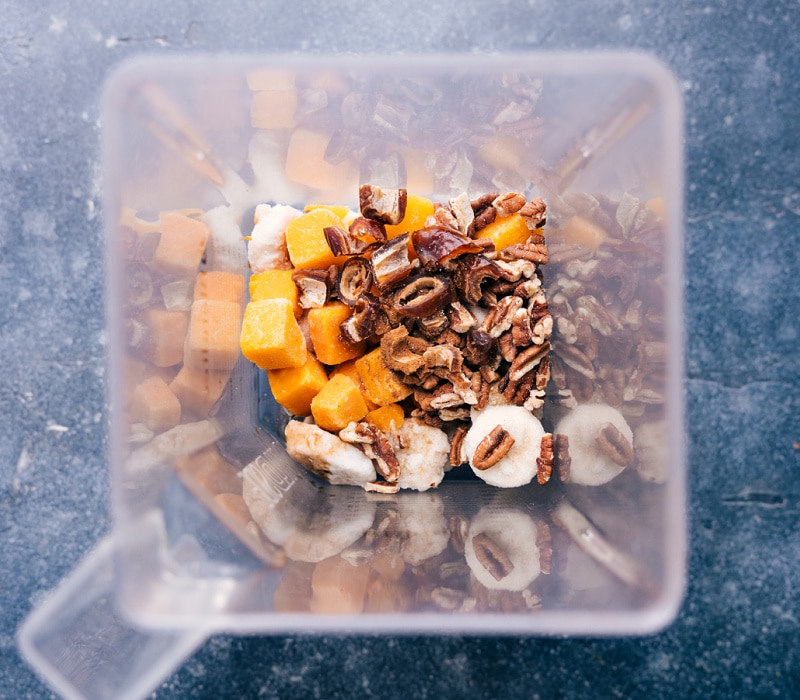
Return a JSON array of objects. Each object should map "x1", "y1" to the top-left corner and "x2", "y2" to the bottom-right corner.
[
  {"x1": 304, "y1": 204, "x2": 351, "y2": 219},
  {"x1": 193, "y1": 270, "x2": 245, "y2": 305},
  {"x1": 151, "y1": 213, "x2": 209, "y2": 277},
  {"x1": 184, "y1": 299, "x2": 243, "y2": 371},
  {"x1": 267, "y1": 355, "x2": 329, "y2": 417},
  {"x1": 310, "y1": 374, "x2": 369, "y2": 432},
  {"x1": 240, "y1": 298, "x2": 307, "y2": 369},
  {"x1": 143, "y1": 308, "x2": 188, "y2": 367},
  {"x1": 249, "y1": 269, "x2": 301, "y2": 317},
  {"x1": 310, "y1": 556, "x2": 371, "y2": 614},
  {"x1": 131, "y1": 375, "x2": 181, "y2": 433},
  {"x1": 285, "y1": 208, "x2": 347, "y2": 270},
  {"x1": 330, "y1": 359, "x2": 378, "y2": 411},
  {"x1": 385, "y1": 192, "x2": 435, "y2": 239},
  {"x1": 474, "y1": 212, "x2": 532, "y2": 251},
  {"x1": 355, "y1": 348, "x2": 413, "y2": 407},
  {"x1": 365, "y1": 403, "x2": 405, "y2": 434},
  {"x1": 307, "y1": 301, "x2": 366, "y2": 365},
  {"x1": 169, "y1": 365, "x2": 231, "y2": 417}
]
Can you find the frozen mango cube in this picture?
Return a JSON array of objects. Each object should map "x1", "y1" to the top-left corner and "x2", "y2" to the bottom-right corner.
[
  {"x1": 285, "y1": 208, "x2": 347, "y2": 270},
  {"x1": 311, "y1": 373, "x2": 369, "y2": 432},
  {"x1": 365, "y1": 403, "x2": 404, "y2": 434},
  {"x1": 185, "y1": 299, "x2": 242, "y2": 371},
  {"x1": 240, "y1": 298, "x2": 307, "y2": 370},
  {"x1": 267, "y1": 355, "x2": 329, "y2": 417},
  {"x1": 355, "y1": 348, "x2": 412, "y2": 407},
  {"x1": 285, "y1": 128, "x2": 351, "y2": 193},
  {"x1": 474, "y1": 212, "x2": 531, "y2": 251},
  {"x1": 330, "y1": 358, "x2": 378, "y2": 412},
  {"x1": 307, "y1": 302, "x2": 365, "y2": 365},
  {"x1": 249, "y1": 269, "x2": 301, "y2": 317}
]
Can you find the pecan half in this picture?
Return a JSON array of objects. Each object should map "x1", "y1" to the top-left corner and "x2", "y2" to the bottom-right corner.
[
  {"x1": 472, "y1": 425, "x2": 515, "y2": 470},
  {"x1": 447, "y1": 301, "x2": 477, "y2": 333},
  {"x1": 508, "y1": 340, "x2": 550, "y2": 382},
  {"x1": 472, "y1": 533, "x2": 515, "y2": 581},
  {"x1": 492, "y1": 192, "x2": 526, "y2": 218},
  {"x1": 502, "y1": 233, "x2": 548, "y2": 264},
  {"x1": 359, "y1": 184, "x2": 407, "y2": 225},
  {"x1": 596, "y1": 423, "x2": 635, "y2": 466},
  {"x1": 536, "y1": 433, "x2": 554, "y2": 485},
  {"x1": 535, "y1": 519, "x2": 552, "y2": 575},
  {"x1": 481, "y1": 295, "x2": 523, "y2": 339},
  {"x1": 292, "y1": 269, "x2": 330, "y2": 308}
]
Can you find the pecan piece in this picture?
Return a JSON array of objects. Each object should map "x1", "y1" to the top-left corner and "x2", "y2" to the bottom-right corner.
[
  {"x1": 472, "y1": 205, "x2": 497, "y2": 233},
  {"x1": 449, "y1": 424, "x2": 469, "y2": 467},
  {"x1": 472, "y1": 425, "x2": 516, "y2": 470},
  {"x1": 535, "y1": 519, "x2": 552, "y2": 575},
  {"x1": 596, "y1": 422, "x2": 635, "y2": 467},
  {"x1": 292, "y1": 269, "x2": 330, "y2": 308},
  {"x1": 340, "y1": 421, "x2": 400, "y2": 482},
  {"x1": 502, "y1": 233, "x2": 548, "y2": 264},
  {"x1": 492, "y1": 192, "x2": 526, "y2": 218},
  {"x1": 519, "y1": 197, "x2": 547, "y2": 229},
  {"x1": 480, "y1": 295, "x2": 523, "y2": 339},
  {"x1": 447, "y1": 301, "x2": 477, "y2": 333},
  {"x1": 536, "y1": 433, "x2": 554, "y2": 485},
  {"x1": 508, "y1": 341, "x2": 550, "y2": 382},
  {"x1": 359, "y1": 184, "x2": 407, "y2": 225},
  {"x1": 471, "y1": 533, "x2": 515, "y2": 581}
]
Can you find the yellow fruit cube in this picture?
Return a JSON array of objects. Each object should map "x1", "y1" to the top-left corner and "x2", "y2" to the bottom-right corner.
[
  {"x1": 131, "y1": 375, "x2": 181, "y2": 433},
  {"x1": 355, "y1": 348, "x2": 412, "y2": 407},
  {"x1": 365, "y1": 404, "x2": 405, "y2": 434},
  {"x1": 193, "y1": 271, "x2": 245, "y2": 305},
  {"x1": 310, "y1": 374, "x2": 369, "y2": 432},
  {"x1": 330, "y1": 359, "x2": 378, "y2": 412},
  {"x1": 169, "y1": 365, "x2": 231, "y2": 417},
  {"x1": 285, "y1": 208, "x2": 348, "y2": 270},
  {"x1": 307, "y1": 302, "x2": 366, "y2": 366},
  {"x1": 267, "y1": 355, "x2": 329, "y2": 417},
  {"x1": 474, "y1": 212, "x2": 532, "y2": 251},
  {"x1": 249, "y1": 269, "x2": 301, "y2": 317},
  {"x1": 240, "y1": 298, "x2": 307, "y2": 369},
  {"x1": 152, "y1": 213, "x2": 209, "y2": 277},
  {"x1": 385, "y1": 192, "x2": 435, "y2": 239}
]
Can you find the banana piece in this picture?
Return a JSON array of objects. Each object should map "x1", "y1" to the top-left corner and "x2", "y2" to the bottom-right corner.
[
  {"x1": 247, "y1": 202, "x2": 302, "y2": 272},
  {"x1": 465, "y1": 506, "x2": 541, "y2": 591},
  {"x1": 397, "y1": 492, "x2": 450, "y2": 565},
  {"x1": 395, "y1": 418, "x2": 449, "y2": 492},
  {"x1": 284, "y1": 420, "x2": 376, "y2": 487},
  {"x1": 555, "y1": 403, "x2": 634, "y2": 486},
  {"x1": 464, "y1": 405, "x2": 545, "y2": 488}
]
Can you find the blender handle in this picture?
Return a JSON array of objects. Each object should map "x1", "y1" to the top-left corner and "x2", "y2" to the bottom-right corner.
[{"x1": 17, "y1": 534, "x2": 209, "y2": 700}]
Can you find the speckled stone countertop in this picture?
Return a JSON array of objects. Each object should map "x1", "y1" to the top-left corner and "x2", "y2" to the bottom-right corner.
[{"x1": 2, "y1": 1, "x2": 798, "y2": 698}]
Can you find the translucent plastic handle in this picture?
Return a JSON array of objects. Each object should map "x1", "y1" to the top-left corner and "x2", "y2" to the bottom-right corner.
[{"x1": 17, "y1": 535, "x2": 209, "y2": 700}]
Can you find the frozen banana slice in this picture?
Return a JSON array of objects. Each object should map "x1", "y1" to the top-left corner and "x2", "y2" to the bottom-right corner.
[
  {"x1": 248, "y1": 203, "x2": 303, "y2": 273},
  {"x1": 465, "y1": 506, "x2": 541, "y2": 591},
  {"x1": 464, "y1": 405, "x2": 545, "y2": 488},
  {"x1": 555, "y1": 403, "x2": 634, "y2": 486},
  {"x1": 395, "y1": 418, "x2": 449, "y2": 492},
  {"x1": 284, "y1": 420, "x2": 376, "y2": 487}
]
